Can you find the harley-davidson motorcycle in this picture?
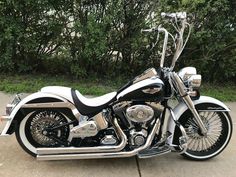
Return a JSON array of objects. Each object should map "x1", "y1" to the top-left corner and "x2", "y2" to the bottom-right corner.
[{"x1": 0, "y1": 12, "x2": 233, "y2": 161}]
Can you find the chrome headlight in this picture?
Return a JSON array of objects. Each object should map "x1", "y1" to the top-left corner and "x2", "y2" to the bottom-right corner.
[
  {"x1": 178, "y1": 67, "x2": 201, "y2": 88},
  {"x1": 188, "y1": 74, "x2": 201, "y2": 88},
  {"x1": 178, "y1": 67, "x2": 197, "y2": 81}
]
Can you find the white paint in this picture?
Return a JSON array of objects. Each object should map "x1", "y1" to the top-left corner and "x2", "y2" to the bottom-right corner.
[
  {"x1": 19, "y1": 112, "x2": 37, "y2": 154},
  {"x1": 41, "y1": 86, "x2": 74, "y2": 103},
  {"x1": 42, "y1": 86, "x2": 117, "y2": 107},
  {"x1": 1, "y1": 92, "x2": 68, "y2": 135}
]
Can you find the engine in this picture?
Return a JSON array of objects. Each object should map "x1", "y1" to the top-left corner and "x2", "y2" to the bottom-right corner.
[
  {"x1": 70, "y1": 102, "x2": 164, "y2": 148},
  {"x1": 126, "y1": 105, "x2": 154, "y2": 122},
  {"x1": 113, "y1": 101, "x2": 164, "y2": 147}
]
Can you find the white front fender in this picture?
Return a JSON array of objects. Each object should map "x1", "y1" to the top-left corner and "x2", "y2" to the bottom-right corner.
[
  {"x1": 167, "y1": 96, "x2": 230, "y2": 137},
  {"x1": 1, "y1": 92, "x2": 69, "y2": 136}
]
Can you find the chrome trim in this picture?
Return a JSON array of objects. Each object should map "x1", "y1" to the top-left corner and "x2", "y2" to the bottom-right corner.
[
  {"x1": 138, "y1": 146, "x2": 171, "y2": 158},
  {"x1": 142, "y1": 88, "x2": 161, "y2": 94},
  {"x1": 178, "y1": 67, "x2": 197, "y2": 81},
  {"x1": 159, "y1": 28, "x2": 169, "y2": 68},
  {"x1": 171, "y1": 72, "x2": 208, "y2": 135},
  {"x1": 170, "y1": 16, "x2": 190, "y2": 70},
  {"x1": 0, "y1": 115, "x2": 11, "y2": 121},
  {"x1": 0, "y1": 116, "x2": 12, "y2": 136},
  {"x1": 197, "y1": 110, "x2": 229, "y2": 112},
  {"x1": 153, "y1": 112, "x2": 169, "y2": 146},
  {"x1": 37, "y1": 118, "x2": 127, "y2": 155},
  {"x1": 6, "y1": 104, "x2": 14, "y2": 115},
  {"x1": 126, "y1": 105, "x2": 154, "y2": 123},
  {"x1": 161, "y1": 12, "x2": 187, "y2": 20},
  {"x1": 21, "y1": 102, "x2": 74, "y2": 108},
  {"x1": 184, "y1": 112, "x2": 232, "y2": 159},
  {"x1": 94, "y1": 112, "x2": 108, "y2": 130},
  {"x1": 133, "y1": 68, "x2": 158, "y2": 84},
  {"x1": 185, "y1": 111, "x2": 222, "y2": 152},
  {"x1": 188, "y1": 74, "x2": 201, "y2": 88},
  {"x1": 37, "y1": 119, "x2": 160, "y2": 160},
  {"x1": 169, "y1": 108, "x2": 188, "y2": 154},
  {"x1": 21, "y1": 102, "x2": 81, "y2": 120}
]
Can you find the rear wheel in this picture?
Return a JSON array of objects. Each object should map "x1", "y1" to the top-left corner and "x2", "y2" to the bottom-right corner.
[
  {"x1": 15, "y1": 110, "x2": 71, "y2": 157},
  {"x1": 179, "y1": 111, "x2": 232, "y2": 160}
]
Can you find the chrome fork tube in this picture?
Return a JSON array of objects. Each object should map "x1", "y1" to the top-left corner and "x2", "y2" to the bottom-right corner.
[{"x1": 171, "y1": 73, "x2": 207, "y2": 135}]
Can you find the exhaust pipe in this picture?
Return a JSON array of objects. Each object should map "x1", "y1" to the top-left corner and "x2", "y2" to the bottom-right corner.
[
  {"x1": 37, "y1": 118, "x2": 127, "y2": 155},
  {"x1": 37, "y1": 119, "x2": 160, "y2": 160}
]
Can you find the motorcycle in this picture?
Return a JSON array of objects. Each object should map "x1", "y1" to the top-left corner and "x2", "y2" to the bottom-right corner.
[{"x1": 0, "y1": 12, "x2": 232, "y2": 161}]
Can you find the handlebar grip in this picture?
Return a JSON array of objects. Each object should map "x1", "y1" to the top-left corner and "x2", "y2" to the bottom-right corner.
[
  {"x1": 141, "y1": 28, "x2": 158, "y2": 33},
  {"x1": 161, "y1": 12, "x2": 176, "y2": 19},
  {"x1": 161, "y1": 12, "x2": 187, "y2": 20},
  {"x1": 141, "y1": 29, "x2": 152, "y2": 33}
]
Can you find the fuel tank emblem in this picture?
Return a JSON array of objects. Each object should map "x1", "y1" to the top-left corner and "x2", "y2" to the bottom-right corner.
[{"x1": 142, "y1": 88, "x2": 161, "y2": 94}]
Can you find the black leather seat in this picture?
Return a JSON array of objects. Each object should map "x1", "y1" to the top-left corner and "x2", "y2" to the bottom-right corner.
[{"x1": 71, "y1": 89, "x2": 117, "y2": 117}]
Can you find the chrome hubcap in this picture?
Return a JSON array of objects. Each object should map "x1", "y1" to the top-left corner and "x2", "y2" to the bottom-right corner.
[{"x1": 185, "y1": 111, "x2": 223, "y2": 152}]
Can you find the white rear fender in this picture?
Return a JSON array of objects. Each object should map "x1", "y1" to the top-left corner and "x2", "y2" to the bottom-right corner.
[
  {"x1": 167, "y1": 96, "x2": 230, "y2": 143},
  {"x1": 1, "y1": 92, "x2": 75, "y2": 136}
]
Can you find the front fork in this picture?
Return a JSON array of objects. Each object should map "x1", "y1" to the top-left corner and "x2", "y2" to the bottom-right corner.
[{"x1": 171, "y1": 72, "x2": 208, "y2": 135}]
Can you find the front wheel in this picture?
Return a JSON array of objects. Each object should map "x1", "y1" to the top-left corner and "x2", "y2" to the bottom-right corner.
[{"x1": 179, "y1": 110, "x2": 232, "y2": 160}]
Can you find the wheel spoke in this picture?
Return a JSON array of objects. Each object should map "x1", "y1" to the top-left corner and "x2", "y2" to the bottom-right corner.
[
  {"x1": 30, "y1": 111, "x2": 69, "y2": 146},
  {"x1": 184, "y1": 111, "x2": 224, "y2": 152}
]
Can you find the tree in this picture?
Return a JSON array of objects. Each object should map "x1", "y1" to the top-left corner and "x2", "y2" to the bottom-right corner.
[{"x1": 0, "y1": 0, "x2": 235, "y2": 82}]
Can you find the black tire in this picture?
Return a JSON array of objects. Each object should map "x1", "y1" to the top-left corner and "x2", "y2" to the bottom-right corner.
[
  {"x1": 179, "y1": 110, "x2": 233, "y2": 161},
  {"x1": 15, "y1": 110, "x2": 70, "y2": 157}
]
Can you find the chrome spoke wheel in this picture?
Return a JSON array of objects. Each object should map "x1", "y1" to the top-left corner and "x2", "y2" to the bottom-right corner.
[
  {"x1": 178, "y1": 107, "x2": 232, "y2": 161},
  {"x1": 185, "y1": 111, "x2": 223, "y2": 152}
]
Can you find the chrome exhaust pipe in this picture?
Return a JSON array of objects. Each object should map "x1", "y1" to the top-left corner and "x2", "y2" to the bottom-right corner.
[
  {"x1": 37, "y1": 119, "x2": 160, "y2": 160},
  {"x1": 37, "y1": 118, "x2": 127, "y2": 155}
]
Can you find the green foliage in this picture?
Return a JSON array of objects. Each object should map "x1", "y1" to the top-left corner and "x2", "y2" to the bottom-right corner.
[
  {"x1": 0, "y1": 0, "x2": 235, "y2": 82},
  {"x1": 158, "y1": 0, "x2": 236, "y2": 82}
]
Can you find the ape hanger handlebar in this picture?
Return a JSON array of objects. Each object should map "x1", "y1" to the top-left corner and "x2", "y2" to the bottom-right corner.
[{"x1": 141, "y1": 12, "x2": 191, "y2": 70}]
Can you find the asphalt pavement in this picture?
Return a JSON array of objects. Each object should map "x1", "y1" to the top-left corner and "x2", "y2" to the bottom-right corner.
[{"x1": 0, "y1": 91, "x2": 236, "y2": 177}]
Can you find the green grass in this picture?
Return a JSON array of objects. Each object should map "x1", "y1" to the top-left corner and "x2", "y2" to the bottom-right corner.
[
  {"x1": 0, "y1": 74, "x2": 120, "y2": 96},
  {"x1": 0, "y1": 74, "x2": 235, "y2": 101},
  {"x1": 200, "y1": 83, "x2": 236, "y2": 102}
]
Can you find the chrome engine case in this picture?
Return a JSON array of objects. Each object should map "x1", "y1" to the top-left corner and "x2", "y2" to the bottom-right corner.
[
  {"x1": 70, "y1": 112, "x2": 108, "y2": 138},
  {"x1": 70, "y1": 121, "x2": 98, "y2": 138},
  {"x1": 126, "y1": 105, "x2": 154, "y2": 122}
]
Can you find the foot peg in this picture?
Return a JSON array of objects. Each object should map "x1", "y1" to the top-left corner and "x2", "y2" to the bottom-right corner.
[
  {"x1": 178, "y1": 136, "x2": 188, "y2": 154},
  {"x1": 138, "y1": 145, "x2": 171, "y2": 158},
  {"x1": 168, "y1": 136, "x2": 188, "y2": 154}
]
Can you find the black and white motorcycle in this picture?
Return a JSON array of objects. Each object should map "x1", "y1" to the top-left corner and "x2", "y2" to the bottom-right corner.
[{"x1": 0, "y1": 12, "x2": 232, "y2": 161}]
